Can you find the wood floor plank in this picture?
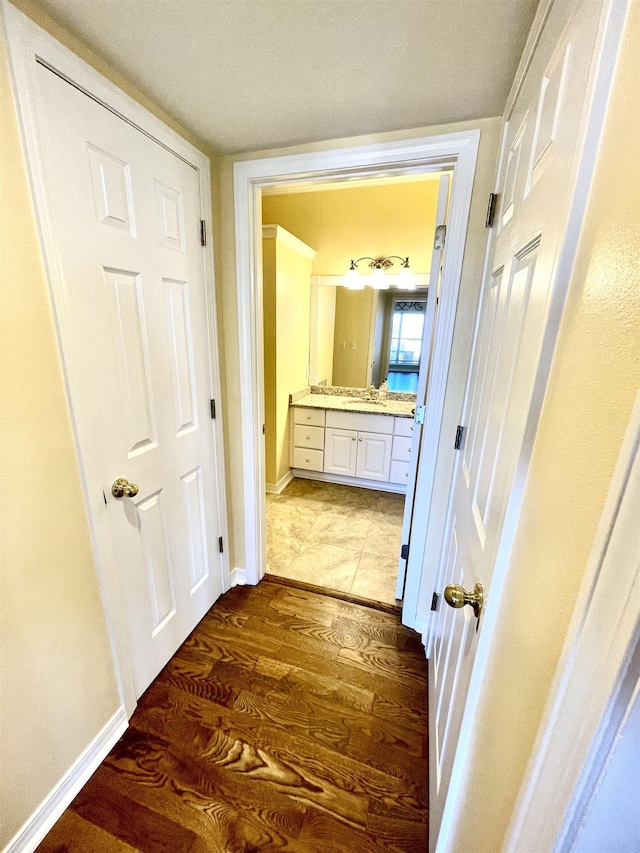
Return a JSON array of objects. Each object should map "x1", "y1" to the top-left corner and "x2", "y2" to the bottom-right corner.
[{"x1": 35, "y1": 579, "x2": 428, "y2": 853}]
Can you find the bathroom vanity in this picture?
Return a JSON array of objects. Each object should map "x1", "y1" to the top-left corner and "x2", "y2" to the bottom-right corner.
[{"x1": 290, "y1": 393, "x2": 416, "y2": 493}]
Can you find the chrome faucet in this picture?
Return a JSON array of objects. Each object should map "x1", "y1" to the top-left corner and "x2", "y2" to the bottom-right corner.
[{"x1": 364, "y1": 384, "x2": 378, "y2": 401}]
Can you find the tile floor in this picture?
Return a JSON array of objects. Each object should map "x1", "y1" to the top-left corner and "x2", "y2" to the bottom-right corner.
[{"x1": 266, "y1": 478, "x2": 405, "y2": 605}]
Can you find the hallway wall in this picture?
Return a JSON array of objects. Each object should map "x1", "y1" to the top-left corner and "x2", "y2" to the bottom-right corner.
[{"x1": 446, "y1": 5, "x2": 640, "y2": 850}]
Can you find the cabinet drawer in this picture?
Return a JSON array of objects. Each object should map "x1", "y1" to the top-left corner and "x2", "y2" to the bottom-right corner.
[
  {"x1": 394, "y1": 416, "x2": 415, "y2": 437},
  {"x1": 293, "y1": 424, "x2": 325, "y2": 450},
  {"x1": 293, "y1": 407, "x2": 325, "y2": 427},
  {"x1": 325, "y1": 409, "x2": 393, "y2": 434},
  {"x1": 293, "y1": 447, "x2": 324, "y2": 472},
  {"x1": 389, "y1": 460, "x2": 410, "y2": 484},
  {"x1": 392, "y1": 436, "x2": 412, "y2": 463}
]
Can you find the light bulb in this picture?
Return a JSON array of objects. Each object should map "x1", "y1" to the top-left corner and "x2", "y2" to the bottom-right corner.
[
  {"x1": 398, "y1": 258, "x2": 415, "y2": 291},
  {"x1": 370, "y1": 266, "x2": 389, "y2": 290},
  {"x1": 345, "y1": 262, "x2": 364, "y2": 290}
]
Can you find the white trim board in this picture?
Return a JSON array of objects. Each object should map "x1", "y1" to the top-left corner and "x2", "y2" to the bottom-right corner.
[
  {"x1": 504, "y1": 392, "x2": 640, "y2": 852},
  {"x1": 2, "y1": 708, "x2": 127, "y2": 853},
  {"x1": 311, "y1": 274, "x2": 430, "y2": 288},
  {"x1": 265, "y1": 469, "x2": 294, "y2": 495},
  {"x1": 291, "y1": 469, "x2": 406, "y2": 494},
  {"x1": 2, "y1": 1, "x2": 231, "y2": 716},
  {"x1": 229, "y1": 567, "x2": 247, "y2": 587},
  {"x1": 233, "y1": 129, "x2": 480, "y2": 635}
]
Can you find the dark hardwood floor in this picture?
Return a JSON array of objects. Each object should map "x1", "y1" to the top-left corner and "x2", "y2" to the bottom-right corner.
[{"x1": 36, "y1": 580, "x2": 428, "y2": 852}]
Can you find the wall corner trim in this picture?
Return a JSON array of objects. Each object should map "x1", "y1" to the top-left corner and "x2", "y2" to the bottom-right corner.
[
  {"x1": 261, "y1": 224, "x2": 316, "y2": 259},
  {"x1": 229, "y1": 567, "x2": 248, "y2": 587},
  {"x1": 3, "y1": 707, "x2": 128, "y2": 853}
]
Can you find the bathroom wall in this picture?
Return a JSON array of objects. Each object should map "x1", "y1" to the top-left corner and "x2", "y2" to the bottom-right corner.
[
  {"x1": 262, "y1": 178, "x2": 440, "y2": 275},
  {"x1": 263, "y1": 179, "x2": 442, "y2": 389},
  {"x1": 262, "y1": 227, "x2": 315, "y2": 487}
]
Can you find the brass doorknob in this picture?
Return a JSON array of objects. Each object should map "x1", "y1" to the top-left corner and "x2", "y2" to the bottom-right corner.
[
  {"x1": 444, "y1": 583, "x2": 484, "y2": 619},
  {"x1": 111, "y1": 478, "x2": 139, "y2": 499}
]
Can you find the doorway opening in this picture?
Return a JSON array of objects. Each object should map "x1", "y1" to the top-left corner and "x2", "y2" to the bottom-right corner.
[
  {"x1": 233, "y1": 130, "x2": 480, "y2": 629},
  {"x1": 260, "y1": 173, "x2": 445, "y2": 607}
]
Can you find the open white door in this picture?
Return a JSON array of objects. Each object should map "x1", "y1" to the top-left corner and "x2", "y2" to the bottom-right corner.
[
  {"x1": 30, "y1": 61, "x2": 225, "y2": 699},
  {"x1": 427, "y1": 0, "x2": 624, "y2": 846},
  {"x1": 396, "y1": 173, "x2": 450, "y2": 600}
]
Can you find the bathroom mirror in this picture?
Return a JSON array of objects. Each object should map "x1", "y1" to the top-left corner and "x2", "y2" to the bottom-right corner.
[{"x1": 309, "y1": 283, "x2": 428, "y2": 393}]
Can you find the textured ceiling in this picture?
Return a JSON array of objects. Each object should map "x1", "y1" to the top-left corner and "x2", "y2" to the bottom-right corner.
[{"x1": 34, "y1": 0, "x2": 538, "y2": 154}]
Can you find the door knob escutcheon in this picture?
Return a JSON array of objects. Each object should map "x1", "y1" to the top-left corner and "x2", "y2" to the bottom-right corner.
[
  {"x1": 111, "y1": 478, "x2": 139, "y2": 499},
  {"x1": 444, "y1": 582, "x2": 484, "y2": 619}
]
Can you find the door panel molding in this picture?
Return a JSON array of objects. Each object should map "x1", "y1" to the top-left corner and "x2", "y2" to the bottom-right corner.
[{"x1": 2, "y1": 0, "x2": 230, "y2": 717}]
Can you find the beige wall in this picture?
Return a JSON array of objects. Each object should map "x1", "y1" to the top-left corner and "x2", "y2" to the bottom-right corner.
[
  {"x1": 220, "y1": 117, "x2": 501, "y2": 572},
  {"x1": 447, "y1": 5, "x2": 640, "y2": 851},
  {"x1": 262, "y1": 230, "x2": 314, "y2": 485},
  {"x1": 263, "y1": 180, "x2": 441, "y2": 388},
  {"x1": 0, "y1": 3, "x2": 219, "y2": 845},
  {"x1": 332, "y1": 288, "x2": 376, "y2": 388},
  {"x1": 0, "y1": 29, "x2": 122, "y2": 847},
  {"x1": 262, "y1": 179, "x2": 441, "y2": 276}
]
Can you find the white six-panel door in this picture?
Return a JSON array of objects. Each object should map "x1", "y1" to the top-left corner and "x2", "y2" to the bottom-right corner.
[
  {"x1": 427, "y1": 0, "x2": 616, "y2": 846},
  {"x1": 34, "y1": 63, "x2": 224, "y2": 697}
]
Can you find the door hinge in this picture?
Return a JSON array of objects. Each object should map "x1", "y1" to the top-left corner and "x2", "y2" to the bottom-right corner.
[
  {"x1": 210, "y1": 398, "x2": 216, "y2": 419},
  {"x1": 485, "y1": 193, "x2": 498, "y2": 228},
  {"x1": 454, "y1": 425, "x2": 465, "y2": 450},
  {"x1": 414, "y1": 404, "x2": 426, "y2": 425},
  {"x1": 401, "y1": 543, "x2": 409, "y2": 561},
  {"x1": 434, "y1": 224, "x2": 446, "y2": 250},
  {"x1": 262, "y1": 423, "x2": 266, "y2": 435},
  {"x1": 218, "y1": 536, "x2": 224, "y2": 553},
  {"x1": 431, "y1": 592, "x2": 439, "y2": 612},
  {"x1": 200, "y1": 219, "x2": 207, "y2": 246}
]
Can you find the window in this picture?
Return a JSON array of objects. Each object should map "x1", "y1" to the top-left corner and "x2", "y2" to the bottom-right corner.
[{"x1": 389, "y1": 300, "x2": 426, "y2": 368}]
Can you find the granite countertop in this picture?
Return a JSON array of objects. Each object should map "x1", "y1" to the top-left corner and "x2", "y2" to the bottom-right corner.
[{"x1": 291, "y1": 393, "x2": 416, "y2": 418}]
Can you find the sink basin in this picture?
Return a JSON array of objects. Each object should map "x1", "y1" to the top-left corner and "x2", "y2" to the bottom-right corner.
[{"x1": 345, "y1": 398, "x2": 387, "y2": 407}]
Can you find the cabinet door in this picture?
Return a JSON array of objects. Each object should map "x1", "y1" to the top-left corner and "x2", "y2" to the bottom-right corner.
[
  {"x1": 356, "y1": 432, "x2": 392, "y2": 481},
  {"x1": 324, "y1": 428, "x2": 357, "y2": 476}
]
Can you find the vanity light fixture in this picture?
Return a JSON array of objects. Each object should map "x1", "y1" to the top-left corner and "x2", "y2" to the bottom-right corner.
[
  {"x1": 344, "y1": 259, "x2": 365, "y2": 290},
  {"x1": 344, "y1": 256, "x2": 414, "y2": 290}
]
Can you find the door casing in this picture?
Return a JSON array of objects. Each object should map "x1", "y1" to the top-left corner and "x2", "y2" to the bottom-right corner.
[
  {"x1": 233, "y1": 134, "x2": 480, "y2": 631},
  {"x1": 3, "y1": 1, "x2": 230, "y2": 717}
]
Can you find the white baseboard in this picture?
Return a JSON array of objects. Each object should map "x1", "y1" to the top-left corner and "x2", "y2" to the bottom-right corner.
[
  {"x1": 3, "y1": 707, "x2": 128, "y2": 853},
  {"x1": 265, "y1": 469, "x2": 294, "y2": 495},
  {"x1": 414, "y1": 614, "x2": 429, "y2": 652},
  {"x1": 292, "y1": 469, "x2": 407, "y2": 494},
  {"x1": 229, "y1": 567, "x2": 247, "y2": 586}
]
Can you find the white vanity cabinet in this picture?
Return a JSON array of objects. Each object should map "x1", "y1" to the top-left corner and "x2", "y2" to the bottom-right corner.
[
  {"x1": 291, "y1": 405, "x2": 412, "y2": 492},
  {"x1": 324, "y1": 427, "x2": 358, "y2": 476}
]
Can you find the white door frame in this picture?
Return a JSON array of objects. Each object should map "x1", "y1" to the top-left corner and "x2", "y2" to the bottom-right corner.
[
  {"x1": 233, "y1": 131, "x2": 480, "y2": 629},
  {"x1": 2, "y1": 2, "x2": 230, "y2": 717}
]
